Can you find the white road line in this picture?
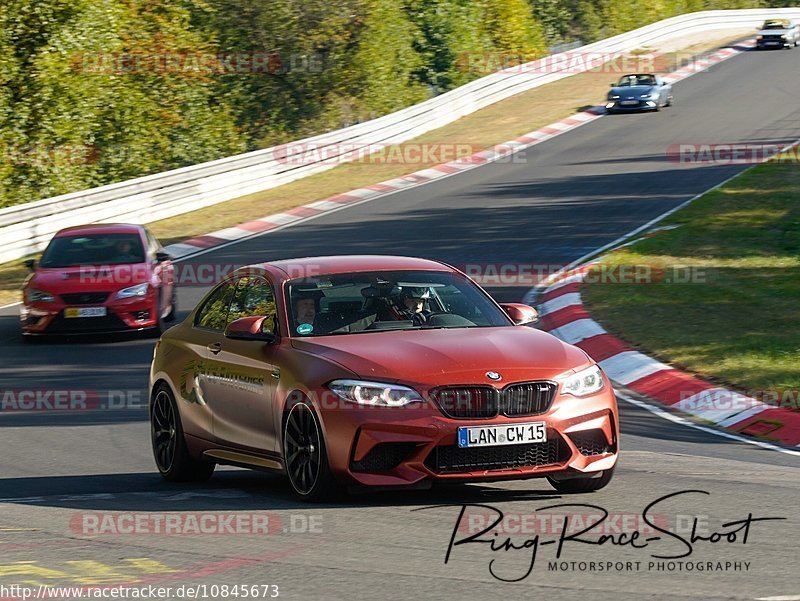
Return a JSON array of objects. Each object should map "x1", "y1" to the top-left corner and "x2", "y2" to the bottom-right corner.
[
  {"x1": 754, "y1": 596, "x2": 800, "y2": 600},
  {"x1": 616, "y1": 390, "x2": 800, "y2": 458}
]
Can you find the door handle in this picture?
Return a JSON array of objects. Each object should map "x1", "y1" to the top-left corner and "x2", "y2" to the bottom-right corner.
[
  {"x1": 207, "y1": 342, "x2": 222, "y2": 355},
  {"x1": 271, "y1": 368, "x2": 281, "y2": 380}
]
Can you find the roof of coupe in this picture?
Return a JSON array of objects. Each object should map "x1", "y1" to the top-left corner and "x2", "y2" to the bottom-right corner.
[
  {"x1": 263, "y1": 255, "x2": 453, "y2": 279},
  {"x1": 54, "y1": 223, "x2": 145, "y2": 237}
]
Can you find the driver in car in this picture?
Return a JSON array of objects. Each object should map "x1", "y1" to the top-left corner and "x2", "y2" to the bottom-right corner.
[
  {"x1": 114, "y1": 239, "x2": 141, "y2": 263},
  {"x1": 399, "y1": 287, "x2": 433, "y2": 325},
  {"x1": 292, "y1": 290, "x2": 323, "y2": 334}
]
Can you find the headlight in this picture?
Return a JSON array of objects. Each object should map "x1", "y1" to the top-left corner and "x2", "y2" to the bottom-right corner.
[
  {"x1": 640, "y1": 93, "x2": 653, "y2": 99},
  {"x1": 26, "y1": 288, "x2": 55, "y2": 303},
  {"x1": 116, "y1": 282, "x2": 149, "y2": 299},
  {"x1": 327, "y1": 380, "x2": 424, "y2": 407},
  {"x1": 608, "y1": 95, "x2": 620, "y2": 99},
  {"x1": 561, "y1": 365, "x2": 605, "y2": 397}
]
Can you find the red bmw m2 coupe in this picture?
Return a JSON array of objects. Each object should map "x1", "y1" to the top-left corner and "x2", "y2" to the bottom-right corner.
[{"x1": 149, "y1": 256, "x2": 618, "y2": 500}]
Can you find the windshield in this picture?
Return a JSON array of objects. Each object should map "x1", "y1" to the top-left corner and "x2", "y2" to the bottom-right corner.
[
  {"x1": 39, "y1": 233, "x2": 146, "y2": 268},
  {"x1": 617, "y1": 74, "x2": 655, "y2": 87},
  {"x1": 286, "y1": 270, "x2": 511, "y2": 336}
]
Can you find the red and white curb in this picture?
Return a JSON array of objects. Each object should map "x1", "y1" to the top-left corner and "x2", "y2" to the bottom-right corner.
[
  {"x1": 536, "y1": 261, "x2": 800, "y2": 448},
  {"x1": 164, "y1": 39, "x2": 755, "y2": 260}
]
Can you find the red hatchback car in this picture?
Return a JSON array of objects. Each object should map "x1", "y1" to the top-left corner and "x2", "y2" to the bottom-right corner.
[
  {"x1": 21, "y1": 223, "x2": 176, "y2": 337},
  {"x1": 149, "y1": 256, "x2": 618, "y2": 500}
]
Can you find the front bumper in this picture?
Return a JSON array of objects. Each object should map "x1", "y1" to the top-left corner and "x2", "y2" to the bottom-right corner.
[
  {"x1": 757, "y1": 39, "x2": 791, "y2": 48},
  {"x1": 606, "y1": 100, "x2": 658, "y2": 112},
  {"x1": 21, "y1": 292, "x2": 160, "y2": 335},
  {"x1": 317, "y1": 387, "x2": 618, "y2": 488}
]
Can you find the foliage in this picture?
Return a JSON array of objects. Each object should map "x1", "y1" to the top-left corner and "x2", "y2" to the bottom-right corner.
[{"x1": 0, "y1": 0, "x2": 792, "y2": 207}]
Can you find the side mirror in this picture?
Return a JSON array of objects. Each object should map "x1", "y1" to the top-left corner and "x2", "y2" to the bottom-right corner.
[
  {"x1": 610, "y1": 82, "x2": 617, "y2": 87},
  {"x1": 499, "y1": 303, "x2": 539, "y2": 326},
  {"x1": 224, "y1": 316, "x2": 277, "y2": 343},
  {"x1": 155, "y1": 251, "x2": 172, "y2": 263},
  {"x1": 23, "y1": 258, "x2": 36, "y2": 272}
]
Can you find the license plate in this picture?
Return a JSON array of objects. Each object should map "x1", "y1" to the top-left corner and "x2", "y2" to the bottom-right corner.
[
  {"x1": 458, "y1": 422, "x2": 546, "y2": 448},
  {"x1": 620, "y1": 100, "x2": 639, "y2": 106},
  {"x1": 65, "y1": 307, "x2": 107, "y2": 318}
]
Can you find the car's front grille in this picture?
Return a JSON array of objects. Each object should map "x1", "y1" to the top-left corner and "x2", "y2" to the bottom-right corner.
[
  {"x1": 431, "y1": 386, "x2": 499, "y2": 419},
  {"x1": 503, "y1": 382, "x2": 558, "y2": 416},
  {"x1": 60, "y1": 292, "x2": 110, "y2": 305},
  {"x1": 568, "y1": 429, "x2": 613, "y2": 456},
  {"x1": 431, "y1": 381, "x2": 557, "y2": 419},
  {"x1": 350, "y1": 443, "x2": 417, "y2": 473},
  {"x1": 47, "y1": 313, "x2": 128, "y2": 333},
  {"x1": 424, "y1": 435, "x2": 569, "y2": 474}
]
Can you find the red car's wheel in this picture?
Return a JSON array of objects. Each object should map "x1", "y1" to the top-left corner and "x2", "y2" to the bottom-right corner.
[
  {"x1": 283, "y1": 400, "x2": 337, "y2": 501},
  {"x1": 151, "y1": 384, "x2": 215, "y2": 482}
]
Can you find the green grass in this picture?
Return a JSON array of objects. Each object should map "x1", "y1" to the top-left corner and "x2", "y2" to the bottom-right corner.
[{"x1": 582, "y1": 161, "x2": 800, "y2": 398}]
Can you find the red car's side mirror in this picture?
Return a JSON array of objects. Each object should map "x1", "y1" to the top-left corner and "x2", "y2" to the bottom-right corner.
[
  {"x1": 499, "y1": 303, "x2": 539, "y2": 326},
  {"x1": 224, "y1": 316, "x2": 277, "y2": 343}
]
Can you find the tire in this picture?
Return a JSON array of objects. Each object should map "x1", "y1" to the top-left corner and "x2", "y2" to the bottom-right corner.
[
  {"x1": 283, "y1": 398, "x2": 338, "y2": 502},
  {"x1": 151, "y1": 384, "x2": 215, "y2": 482},
  {"x1": 547, "y1": 466, "x2": 615, "y2": 493},
  {"x1": 665, "y1": 94, "x2": 673, "y2": 107}
]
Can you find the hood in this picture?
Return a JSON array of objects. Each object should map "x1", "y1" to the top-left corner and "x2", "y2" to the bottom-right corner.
[
  {"x1": 291, "y1": 326, "x2": 592, "y2": 385},
  {"x1": 27, "y1": 263, "x2": 153, "y2": 294},
  {"x1": 610, "y1": 85, "x2": 656, "y2": 97}
]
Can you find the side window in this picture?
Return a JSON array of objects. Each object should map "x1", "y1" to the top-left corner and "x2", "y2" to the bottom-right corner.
[
  {"x1": 194, "y1": 281, "x2": 235, "y2": 331},
  {"x1": 228, "y1": 276, "x2": 278, "y2": 333}
]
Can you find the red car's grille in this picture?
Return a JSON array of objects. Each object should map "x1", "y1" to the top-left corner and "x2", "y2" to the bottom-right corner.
[
  {"x1": 47, "y1": 313, "x2": 127, "y2": 333},
  {"x1": 424, "y1": 435, "x2": 569, "y2": 474},
  {"x1": 60, "y1": 292, "x2": 110, "y2": 305},
  {"x1": 431, "y1": 386, "x2": 499, "y2": 419},
  {"x1": 431, "y1": 381, "x2": 557, "y2": 419},
  {"x1": 503, "y1": 382, "x2": 557, "y2": 416}
]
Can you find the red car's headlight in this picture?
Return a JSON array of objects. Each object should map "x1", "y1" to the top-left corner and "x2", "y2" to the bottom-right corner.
[
  {"x1": 115, "y1": 282, "x2": 149, "y2": 299},
  {"x1": 328, "y1": 380, "x2": 424, "y2": 407},
  {"x1": 561, "y1": 365, "x2": 605, "y2": 397},
  {"x1": 26, "y1": 288, "x2": 55, "y2": 303}
]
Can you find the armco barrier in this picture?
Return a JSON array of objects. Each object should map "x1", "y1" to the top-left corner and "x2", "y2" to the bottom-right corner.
[{"x1": 3, "y1": 8, "x2": 799, "y2": 264}]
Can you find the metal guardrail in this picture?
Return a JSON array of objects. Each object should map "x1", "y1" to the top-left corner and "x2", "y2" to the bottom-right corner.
[{"x1": 3, "y1": 8, "x2": 799, "y2": 264}]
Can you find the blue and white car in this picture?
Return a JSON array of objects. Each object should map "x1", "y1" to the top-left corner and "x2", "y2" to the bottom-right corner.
[
  {"x1": 606, "y1": 74, "x2": 673, "y2": 113},
  {"x1": 756, "y1": 19, "x2": 800, "y2": 49}
]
